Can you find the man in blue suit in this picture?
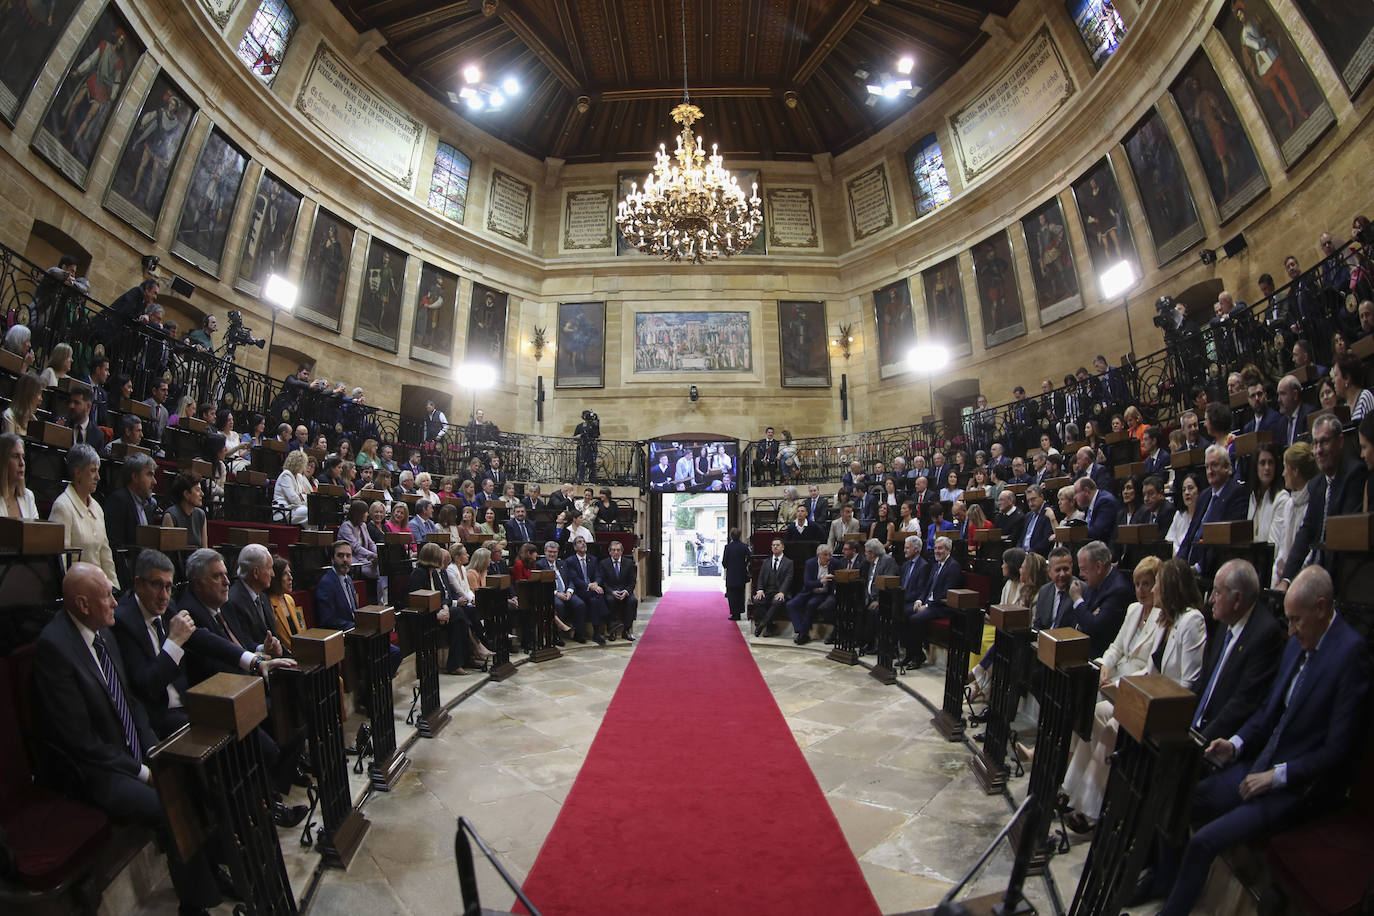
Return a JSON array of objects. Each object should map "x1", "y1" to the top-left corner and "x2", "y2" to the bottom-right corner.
[
  {"x1": 901, "y1": 535, "x2": 963, "y2": 669},
  {"x1": 896, "y1": 535, "x2": 929, "y2": 616},
  {"x1": 787, "y1": 543, "x2": 839, "y2": 645},
  {"x1": 1017, "y1": 485, "x2": 1054, "y2": 557},
  {"x1": 566, "y1": 536, "x2": 607, "y2": 644},
  {"x1": 1240, "y1": 377, "x2": 1286, "y2": 443},
  {"x1": 1180, "y1": 444, "x2": 1249, "y2": 568},
  {"x1": 316, "y1": 540, "x2": 398, "y2": 676},
  {"x1": 1156, "y1": 566, "x2": 1370, "y2": 915},
  {"x1": 598, "y1": 540, "x2": 638, "y2": 641},
  {"x1": 537, "y1": 540, "x2": 587, "y2": 642},
  {"x1": 1275, "y1": 374, "x2": 1312, "y2": 448},
  {"x1": 1064, "y1": 540, "x2": 1131, "y2": 656},
  {"x1": 1130, "y1": 476, "x2": 1176, "y2": 539},
  {"x1": 503, "y1": 504, "x2": 536, "y2": 545},
  {"x1": 1072, "y1": 446, "x2": 1115, "y2": 494},
  {"x1": 1074, "y1": 476, "x2": 1120, "y2": 546},
  {"x1": 1141, "y1": 426, "x2": 1171, "y2": 478}
]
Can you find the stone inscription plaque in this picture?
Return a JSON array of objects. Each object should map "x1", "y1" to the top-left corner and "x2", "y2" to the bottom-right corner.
[
  {"x1": 295, "y1": 44, "x2": 423, "y2": 188},
  {"x1": 951, "y1": 26, "x2": 1075, "y2": 178},
  {"x1": 846, "y1": 164, "x2": 894, "y2": 241},
  {"x1": 487, "y1": 169, "x2": 532, "y2": 245},
  {"x1": 766, "y1": 188, "x2": 820, "y2": 249},
  {"x1": 563, "y1": 189, "x2": 612, "y2": 250}
]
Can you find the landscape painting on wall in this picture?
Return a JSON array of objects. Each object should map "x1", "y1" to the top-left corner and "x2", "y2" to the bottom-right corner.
[
  {"x1": 1020, "y1": 196, "x2": 1083, "y2": 324},
  {"x1": 236, "y1": 170, "x2": 303, "y2": 297},
  {"x1": 31, "y1": 3, "x2": 144, "y2": 187},
  {"x1": 1070, "y1": 156, "x2": 1139, "y2": 289},
  {"x1": 105, "y1": 70, "x2": 198, "y2": 236},
  {"x1": 353, "y1": 237, "x2": 406, "y2": 353},
  {"x1": 872, "y1": 278, "x2": 916, "y2": 379},
  {"x1": 410, "y1": 261, "x2": 459, "y2": 367},
  {"x1": 555, "y1": 301, "x2": 606, "y2": 388},
  {"x1": 1215, "y1": 0, "x2": 1333, "y2": 165},
  {"x1": 633, "y1": 312, "x2": 751, "y2": 373},
  {"x1": 971, "y1": 231, "x2": 1027, "y2": 348},
  {"x1": 1291, "y1": 0, "x2": 1374, "y2": 92},
  {"x1": 0, "y1": 0, "x2": 80, "y2": 124},
  {"x1": 921, "y1": 258, "x2": 972, "y2": 357},
  {"x1": 297, "y1": 207, "x2": 354, "y2": 331},
  {"x1": 777, "y1": 300, "x2": 830, "y2": 388},
  {"x1": 466, "y1": 283, "x2": 509, "y2": 370},
  {"x1": 170, "y1": 126, "x2": 249, "y2": 276},
  {"x1": 1121, "y1": 108, "x2": 1206, "y2": 265},
  {"x1": 1168, "y1": 51, "x2": 1268, "y2": 223}
]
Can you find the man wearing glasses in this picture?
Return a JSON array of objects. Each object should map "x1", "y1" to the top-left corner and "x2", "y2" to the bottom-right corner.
[{"x1": 1276, "y1": 414, "x2": 1369, "y2": 588}]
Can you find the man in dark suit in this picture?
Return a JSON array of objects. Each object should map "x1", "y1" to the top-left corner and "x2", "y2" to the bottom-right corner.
[
  {"x1": 860, "y1": 537, "x2": 900, "y2": 653},
  {"x1": 1241, "y1": 378, "x2": 1285, "y2": 443},
  {"x1": 787, "y1": 543, "x2": 837, "y2": 645},
  {"x1": 1071, "y1": 446, "x2": 1114, "y2": 494},
  {"x1": 1017, "y1": 486, "x2": 1054, "y2": 557},
  {"x1": 1008, "y1": 457, "x2": 1032, "y2": 486},
  {"x1": 141, "y1": 377, "x2": 170, "y2": 443},
  {"x1": 1141, "y1": 426, "x2": 1171, "y2": 478},
  {"x1": 901, "y1": 535, "x2": 963, "y2": 669},
  {"x1": 1156, "y1": 566, "x2": 1371, "y2": 915},
  {"x1": 96, "y1": 278, "x2": 157, "y2": 336},
  {"x1": 782, "y1": 504, "x2": 823, "y2": 542},
  {"x1": 104, "y1": 453, "x2": 161, "y2": 552},
  {"x1": 566, "y1": 536, "x2": 608, "y2": 643},
  {"x1": 752, "y1": 538, "x2": 794, "y2": 637},
  {"x1": 895, "y1": 535, "x2": 929, "y2": 617},
  {"x1": 842, "y1": 460, "x2": 867, "y2": 494},
  {"x1": 993, "y1": 489, "x2": 1025, "y2": 546},
  {"x1": 1274, "y1": 375, "x2": 1311, "y2": 447},
  {"x1": 62, "y1": 383, "x2": 107, "y2": 455},
  {"x1": 1180, "y1": 445, "x2": 1250, "y2": 568},
  {"x1": 754, "y1": 427, "x2": 780, "y2": 483},
  {"x1": 504, "y1": 504, "x2": 536, "y2": 545},
  {"x1": 1277, "y1": 413, "x2": 1369, "y2": 586},
  {"x1": 1074, "y1": 477, "x2": 1120, "y2": 546},
  {"x1": 1192, "y1": 560, "x2": 1285, "y2": 741},
  {"x1": 538, "y1": 540, "x2": 587, "y2": 642},
  {"x1": 805, "y1": 484, "x2": 830, "y2": 527},
  {"x1": 223, "y1": 544, "x2": 284, "y2": 656},
  {"x1": 1131, "y1": 475, "x2": 1176, "y2": 539},
  {"x1": 1033, "y1": 548, "x2": 1078, "y2": 630},
  {"x1": 649, "y1": 453, "x2": 673, "y2": 491},
  {"x1": 1064, "y1": 540, "x2": 1131, "y2": 656},
  {"x1": 520, "y1": 484, "x2": 544, "y2": 514},
  {"x1": 315, "y1": 540, "x2": 399, "y2": 677},
  {"x1": 1178, "y1": 410, "x2": 1211, "y2": 452},
  {"x1": 34, "y1": 563, "x2": 223, "y2": 914},
  {"x1": 721, "y1": 527, "x2": 752, "y2": 622},
  {"x1": 1010, "y1": 385, "x2": 1042, "y2": 458},
  {"x1": 599, "y1": 539, "x2": 638, "y2": 641}
]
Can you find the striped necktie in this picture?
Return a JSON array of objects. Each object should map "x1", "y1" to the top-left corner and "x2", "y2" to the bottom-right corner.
[{"x1": 93, "y1": 634, "x2": 141, "y2": 763}]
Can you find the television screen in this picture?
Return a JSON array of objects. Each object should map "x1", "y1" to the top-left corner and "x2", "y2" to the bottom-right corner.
[{"x1": 648, "y1": 440, "x2": 739, "y2": 492}]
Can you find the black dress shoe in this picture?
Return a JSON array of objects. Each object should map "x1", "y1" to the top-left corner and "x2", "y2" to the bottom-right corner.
[
  {"x1": 573, "y1": 634, "x2": 587, "y2": 644},
  {"x1": 823, "y1": 633, "x2": 835, "y2": 645},
  {"x1": 272, "y1": 802, "x2": 309, "y2": 828},
  {"x1": 552, "y1": 634, "x2": 566, "y2": 647},
  {"x1": 753, "y1": 624, "x2": 765, "y2": 637},
  {"x1": 728, "y1": 614, "x2": 740, "y2": 620},
  {"x1": 623, "y1": 631, "x2": 636, "y2": 641},
  {"x1": 593, "y1": 634, "x2": 607, "y2": 646}
]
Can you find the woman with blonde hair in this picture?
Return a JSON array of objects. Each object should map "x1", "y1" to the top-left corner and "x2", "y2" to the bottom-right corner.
[
  {"x1": 0, "y1": 433, "x2": 38, "y2": 519},
  {"x1": 268, "y1": 557, "x2": 306, "y2": 651},
  {"x1": 38, "y1": 342, "x2": 73, "y2": 389},
  {"x1": 1271, "y1": 441, "x2": 1317, "y2": 586},
  {"x1": 1060, "y1": 557, "x2": 1205, "y2": 832},
  {"x1": 467, "y1": 546, "x2": 492, "y2": 592},
  {"x1": 273, "y1": 449, "x2": 310, "y2": 524},
  {"x1": 356, "y1": 438, "x2": 379, "y2": 470},
  {"x1": 965, "y1": 503, "x2": 992, "y2": 548},
  {"x1": 2, "y1": 372, "x2": 44, "y2": 435}
]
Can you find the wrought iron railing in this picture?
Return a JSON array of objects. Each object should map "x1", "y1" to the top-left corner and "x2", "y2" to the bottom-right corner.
[
  {"x1": 0, "y1": 243, "x2": 646, "y2": 486},
  {"x1": 743, "y1": 232, "x2": 1368, "y2": 487}
]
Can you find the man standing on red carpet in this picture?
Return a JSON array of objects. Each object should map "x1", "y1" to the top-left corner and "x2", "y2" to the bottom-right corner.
[
  {"x1": 599, "y1": 540, "x2": 638, "y2": 641},
  {"x1": 721, "y1": 527, "x2": 752, "y2": 621}
]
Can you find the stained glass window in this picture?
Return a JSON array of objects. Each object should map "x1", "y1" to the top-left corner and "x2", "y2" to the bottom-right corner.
[
  {"x1": 427, "y1": 142, "x2": 472, "y2": 223},
  {"x1": 906, "y1": 134, "x2": 951, "y2": 218},
  {"x1": 1068, "y1": 0, "x2": 1127, "y2": 68},
  {"x1": 236, "y1": 0, "x2": 298, "y2": 86}
]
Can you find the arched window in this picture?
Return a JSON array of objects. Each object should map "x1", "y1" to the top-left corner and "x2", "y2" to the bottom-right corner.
[{"x1": 236, "y1": 0, "x2": 298, "y2": 86}]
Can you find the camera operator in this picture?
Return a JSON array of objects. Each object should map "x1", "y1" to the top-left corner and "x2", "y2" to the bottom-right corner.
[
  {"x1": 574, "y1": 410, "x2": 599, "y2": 481},
  {"x1": 1155, "y1": 296, "x2": 1205, "y2": 397},
  {"x1": 187, "y1": 314, "x2": 217, "y2": 352}
]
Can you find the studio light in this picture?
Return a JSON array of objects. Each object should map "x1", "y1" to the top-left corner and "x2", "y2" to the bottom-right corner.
[
  {"x1": 1099, "y1": 260, "x2": 1137, "y2": 300},
  {"x1": 463, "y1": 65, "x2": 481, "y2": 84},
  {"x1": 263, "y1": 274, "x2": 298, "y2": 311},
  {"x1": 455, "y1": 361, "x2": 498, "y2": 390},
  {"x1": 907, "y1": 343, "x2": 950, "y2": 373}
]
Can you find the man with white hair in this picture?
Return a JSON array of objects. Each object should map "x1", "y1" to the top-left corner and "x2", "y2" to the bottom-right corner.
[
  {"x1": 1064, "y1": 540, "x2": 1131, "y2": 656},
  {"x1": 1072, "y1": 445, "x2": 1113, "y2": 493},
  {"x1": 900, "y1": 535, "x2": 963, "y2": 669},
  {"x1": 1073, "y1": 475, "x2": 1120, "y2": 545},
  {"x1": 223, "y1": 542, "x2": 286, "y2": 658},
  {"x1": 1179, "y1": 444, "x2": 1248, "y2": 567}
]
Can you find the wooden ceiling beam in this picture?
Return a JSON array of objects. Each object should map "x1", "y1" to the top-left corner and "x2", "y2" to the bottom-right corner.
[
  {"x1": 598, "y1": 0, "x2": 631, "y2": 85},
  {"x1": 399, "y1": 15, "x2": 500, "y2": 68},
  {"x1": 496, "y1": 0, "x2": 583, "y2": 90},
  {"x1": 741, "y1": 0, "x2": 764, "y2": 82},
  {"x1": 597, "y1": 85, "x2": 777, "y2": 102},
  {"x1": 791, "y1": 0, "x2": 875, "y2": 86},
  {"x1": 547, "y1": 0, "x2": 588, "y2": 86},
  {"x1": 370, "y1": 1, "x2": 467, "y2": 34}
]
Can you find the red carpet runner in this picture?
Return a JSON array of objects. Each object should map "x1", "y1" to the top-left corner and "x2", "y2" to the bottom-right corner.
[{"x1": 516, "y1": 586, "x2": 881, "y2": 916}]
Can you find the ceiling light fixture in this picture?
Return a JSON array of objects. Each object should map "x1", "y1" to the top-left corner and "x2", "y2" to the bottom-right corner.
[
  {"x1": 449, "y1": 68, "x2": 519, "y2": 112},
  {"x1": 615, "y1": 0, "x2": 762, "y2": 263}
]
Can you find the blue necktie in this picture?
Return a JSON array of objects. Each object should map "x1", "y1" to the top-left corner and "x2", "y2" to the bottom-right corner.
[
  {"x1": 1022, "y1": 513, "x2": 1035, "y2": 549},
  {"x1": 1254, "y1": 651, "x2": 1311, "y2": 771},
  {"x1": 1193, "y1": 628, "x2": 1234, "y2": 728},
  {"x1": 93, "y1": 634, "x2": 141, "y2": 763}
]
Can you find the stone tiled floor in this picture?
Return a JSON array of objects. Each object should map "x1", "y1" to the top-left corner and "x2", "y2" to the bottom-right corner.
[{"x1": 113, "y1": 587, "x2": 1248, "y2": 915}]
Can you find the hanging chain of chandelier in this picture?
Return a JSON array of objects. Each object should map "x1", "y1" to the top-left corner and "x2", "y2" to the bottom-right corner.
[{"x1": 615, "y1": 0, "x2": 763, "y2": 264}]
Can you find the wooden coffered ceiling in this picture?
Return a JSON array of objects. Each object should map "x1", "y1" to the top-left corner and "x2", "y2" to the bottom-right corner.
[{"x1": 330, "y1": 0, "x2": 1018, "y2": 163}]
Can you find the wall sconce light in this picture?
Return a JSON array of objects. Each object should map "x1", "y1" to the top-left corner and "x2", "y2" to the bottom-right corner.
[
  {"x1": 689, "y1": 385, "x2": 699, "y2": 402},
  {"x1": 530, "y1": 326, "x2": 548, "y2": 361},
  {"x1": 831, "y1": 323, "x2": 855, "y2": 360}
]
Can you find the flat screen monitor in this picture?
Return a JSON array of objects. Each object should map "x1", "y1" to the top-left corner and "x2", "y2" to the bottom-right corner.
[{"x1": 647, "y1": 440, "x2": 738, "y2": 492}]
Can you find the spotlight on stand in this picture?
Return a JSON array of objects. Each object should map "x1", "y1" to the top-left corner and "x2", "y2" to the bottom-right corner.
[
  {"x1": 263, "y1": 274, "x2": 298, "y2": 356},
  {"x1": 455, "y1": 360, "x2": 498, "y2": 423},
  {"x1": 907, "y1": 343, "x2": 950, "y2": 415},
  {"x1": 1099, "y1": 260, "x2": 1139, "y2": 354}
]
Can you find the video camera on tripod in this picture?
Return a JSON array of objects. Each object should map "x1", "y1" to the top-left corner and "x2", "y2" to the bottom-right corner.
[{"x1": 223, "y1": 310, "x2": 266, "y2": 352}]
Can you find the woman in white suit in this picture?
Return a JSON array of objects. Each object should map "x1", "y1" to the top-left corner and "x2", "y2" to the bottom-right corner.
[
  {"x1": 274, "y1": 449, "x2": 310, "y2": 524},
  {"x1": 1059, "y1": 557, "x2": 1207, "y2": 832}
]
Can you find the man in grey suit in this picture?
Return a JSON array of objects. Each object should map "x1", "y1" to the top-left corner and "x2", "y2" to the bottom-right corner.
[
  {"x1": 827, "y1": 502, "x2": 861, "y2": 553},
  {"x1": 1033, "y1": 547, "x2": 1080, "y2": 630},
  {"x1": 752, "y1": 538, "x2": 794, "y2": 637},
  {"x1": 861, "y1": 537, "x2": 900, "y2": 653}
]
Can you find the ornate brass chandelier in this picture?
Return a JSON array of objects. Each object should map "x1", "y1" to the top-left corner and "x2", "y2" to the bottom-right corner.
[{"x1": 615, "y1": 0, "x2": 762, "y2": 263}]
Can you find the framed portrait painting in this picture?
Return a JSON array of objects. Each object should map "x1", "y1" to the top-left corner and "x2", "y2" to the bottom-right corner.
[
  {"x1": 1168, "y1": 52, "x2": 1268, "y2": 223},
  {"x1": 235, "y1": 170, "x2": 303, "y2": 297},
  {"x1": 297, "y1": 206, "x2": 354, "y2": 332},
  {"x1": 0, "y1": 0, "x2": 81, "y2": 125},
  {"x1": 410, "y1": 261, "x2": 459, "y2": 367},
  {"x1": 1070, "y1": 156, "x2": 1140, "y2": 290},
  {"x1": 971, "y1": 231, "x2": 1026, "y2": 349},
  {"x1": 466, "y1": 284, "x2": 509, "y2": 370},
  {"x1": 872, "y1": 278, "x2": 916, "y2": 379},
  {"x1": 1290, "y1": 0, "x2": 1374, "y2": 93},
  {"x1": 1120, "y1": 108, "x2": 1205, "y2": 266},
  {"x1": 777, "y1": 300, "x2": 830, "y2": 388},
  {"x1": 170, "y1": 126, "x2": 249, "y2": 276},
  {"x1": 555, "y1": 301, "x2": 606, "y2": 388},
  {"x1": 31, "y1": 3, "x2": 145, "y2": 187},
  {"x1": 353, "y1": 237, "x2": 406, "y2": 353},
  {"x1": 104, "y1": 70, "x2": 198, "y2": 237},
  {"x1": 1020, "y1": 196, "x2": 1084, "y2": 324},
  {"x1": 921, "y1": 258, "x2": 972, "y2": 357}
]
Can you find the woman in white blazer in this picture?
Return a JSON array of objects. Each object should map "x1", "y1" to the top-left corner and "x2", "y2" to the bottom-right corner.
[
  {"x1": 274, "y1": 449, "x2": 310, "y2": 524},
  {"x1": 48, "y1": 444, "x2": 119, "y2": 586},
  {"x1": 1060, "y1": 557, "x2": 1207, "y2": 831},
  {"x1": 1271, "y1": 442, "x2": 1316, "y2": 587}
]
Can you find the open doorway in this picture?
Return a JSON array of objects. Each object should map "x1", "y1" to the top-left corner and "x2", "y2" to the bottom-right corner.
[{"x1": 660, "y1": 492, "x2": 729, "y2": 585}]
